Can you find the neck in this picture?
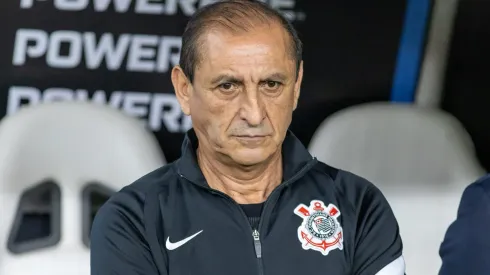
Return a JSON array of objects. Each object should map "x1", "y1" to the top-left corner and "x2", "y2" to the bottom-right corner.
[{"x1": 197, "y1": 148, "x2": 283, "y2": 204}]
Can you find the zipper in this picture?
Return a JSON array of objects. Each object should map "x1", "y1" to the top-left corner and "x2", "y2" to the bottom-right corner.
[
  {"x1": 252, "y1": 229, "x2": 264, "y2": 275},
  {"x1": 178, "y1": 158, "x2": 317, "y2": 275},
  {"x1": 178, "y1": 176, "x2": 264, "y2": 274}
]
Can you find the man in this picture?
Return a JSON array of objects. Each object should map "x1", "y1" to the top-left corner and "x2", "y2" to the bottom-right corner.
[
  {"x1": 439, "y1": 174, "x2": 490, "y2": 275},
  {"x1": 90, "y1": 1, "x2": 405, "y2": 274}
]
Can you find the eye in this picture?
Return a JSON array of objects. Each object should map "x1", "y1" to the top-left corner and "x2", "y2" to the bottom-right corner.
[
  {"x1": 263, "y1": 81, "x2": 281, "y2": 91},
  {"x1": 220, "y1": 83, "x2": 233, "y2": 90},
  {"x1": 218, "y1": 82, "x2": 237, "y2": 94},
  {"x1": 267, "y1": 81, "x2": 278, "y2": 88}
]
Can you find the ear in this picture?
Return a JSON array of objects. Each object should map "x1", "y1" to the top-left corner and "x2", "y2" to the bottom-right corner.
[
  {"x1": 293, "y1": 61, "x2": 304, "y2": 111},
  {"x1": 171, "y1": 65, "x2": 192, "y2": 115}
]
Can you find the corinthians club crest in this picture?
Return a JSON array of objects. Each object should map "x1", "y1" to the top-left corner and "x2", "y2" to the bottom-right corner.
[{"x1": 294, "y1": 200, "x2": 343, "y2": 256}]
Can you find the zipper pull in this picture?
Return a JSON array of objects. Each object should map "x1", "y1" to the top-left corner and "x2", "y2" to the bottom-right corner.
[{"x1": 252, "y1": 229, "x2": 262, "y2": 258}]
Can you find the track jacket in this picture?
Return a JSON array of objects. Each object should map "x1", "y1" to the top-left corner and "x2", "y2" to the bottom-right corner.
[
  {"x1": 439, "y1": 174, "x2": 490, "y2": 275},
  {"x1": 91, "y1": 130, "x2": 405, "y2": 275}
]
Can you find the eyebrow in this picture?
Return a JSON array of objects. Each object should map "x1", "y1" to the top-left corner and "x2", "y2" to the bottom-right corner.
[
  {"x1": 266, "y1": 73, "x2": 288, "y2": 82},
  {"x1": 210, "y1": 73, "x2": 289, "y2": 85},
  {"x1": 210, "y1": 74, "x2": 243, "y2": 85}
]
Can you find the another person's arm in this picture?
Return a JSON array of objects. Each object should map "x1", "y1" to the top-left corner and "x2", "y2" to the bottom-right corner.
[
  {"x1": 90, "y1": 188, "x2": 163, "y2": 275},
  {"x1": 351, "y1": 180, "x2": 405, "y2": 275},
  {"x1": 439, "y1": 176, "x2": 490, "y2": 275}
]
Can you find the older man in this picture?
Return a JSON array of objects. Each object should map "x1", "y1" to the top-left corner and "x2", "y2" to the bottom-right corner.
[{"x1": 90, "y1": 1, "x2": 405, "y2": 274}]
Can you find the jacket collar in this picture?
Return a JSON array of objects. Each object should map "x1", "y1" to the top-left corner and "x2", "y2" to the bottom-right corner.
[{"x1": 176, "y1": 129, "x2": 314, "y2": 187}]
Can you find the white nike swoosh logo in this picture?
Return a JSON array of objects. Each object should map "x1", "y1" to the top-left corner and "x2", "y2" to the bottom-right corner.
[{"x1": 165, "y1": 230, "x2": 203, "y2": 251}]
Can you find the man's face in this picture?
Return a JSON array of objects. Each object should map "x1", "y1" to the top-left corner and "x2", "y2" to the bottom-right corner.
[{"x1": 173, "y1": 23, "x2": 303, "y2": 166}]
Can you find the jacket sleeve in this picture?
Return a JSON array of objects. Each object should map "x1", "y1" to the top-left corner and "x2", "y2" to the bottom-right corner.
[
  {"x1": 439, "y1": 178, "x2": 490, "y2": 275},
  {"x1": 352, "y1": 184, "x2": 405, "y2": 275},
  {"x1": 90, "y1": 188, "x2": 163, "y2": 275}
]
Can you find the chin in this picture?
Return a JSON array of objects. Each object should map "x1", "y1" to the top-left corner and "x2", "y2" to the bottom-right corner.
[{"x1": 229, "y1": 148, "x2": 274, "y2": 166}]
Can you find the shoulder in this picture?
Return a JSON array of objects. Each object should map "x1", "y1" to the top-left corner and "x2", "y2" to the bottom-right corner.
[
  {"x1": 439, "y1": 174, "x2": 490, "y2": 275},
  {"x1": 310, "y1": 162, "x2": 403, "y2": 274},
  {"x1": 311, "y1": 161, "x2": 387, "y2": 211},
  {"x1": 90, "y1": 165, "x2": 174, "y2": 274},
  {"x1": 461, "y1": 174, "x2": 490, "y2": 200},
  {"x1": 457, "y1": 174, "x2": 490, "y2": 216},
  {"x1": 113, "y1": 162, "x2": 178, "y2": 205},
  {"x1": 92, "y1": 162, "x2": 178, "y2": 232}
]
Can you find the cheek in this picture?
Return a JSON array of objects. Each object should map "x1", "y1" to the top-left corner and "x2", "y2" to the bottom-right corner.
[
  {"x1": 272, "y1": 109, "x2": 293, "y2": 135},
  {"x1": 267, "y1": 93, "x2": 295, "y2": 126},
  {"x1": 190, "y1": 93, "x2": 235, "y2": 135}
]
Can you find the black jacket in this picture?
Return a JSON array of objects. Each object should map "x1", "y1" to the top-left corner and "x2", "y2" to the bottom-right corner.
[
  {"x1": 90, "y1": 130, "x2": 404, "y2": 275},
  {"x1": 439, "y1": 174, "x2": 490, "y2": 275}
]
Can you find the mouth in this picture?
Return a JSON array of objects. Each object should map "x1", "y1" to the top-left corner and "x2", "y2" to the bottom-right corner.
[
  {"x1": 233, "y1": 135, "x2": 269, "y2": 142},
  {"x1": 234, "y1": 135, "x2": 268, "y2": 138}
]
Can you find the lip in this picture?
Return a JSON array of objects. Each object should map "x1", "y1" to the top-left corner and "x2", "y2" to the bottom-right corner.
[
  {"x1": 233, "y1": 135, "x2": 269, "y2": 142},
  {"x1": 233, "y1": 135, "x2": 270, "y2": 146},
  {"x1": 234, "y1": 135, "x2": 268, "y2": 138}
]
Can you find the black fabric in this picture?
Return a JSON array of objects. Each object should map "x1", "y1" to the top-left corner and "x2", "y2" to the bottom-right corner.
[
  {"x1": 91, "y1": 130, "x2": 403, "y2": 275},
  {"x1": 439, "y1": 174, "x2": 490, "y2": 275},
  {"x1": 441, "y1": 0, "x2": 490, "y2": 171},
  {"x1": 247, "y1": 217, "x2": 261, "y2": 230},
  {"x1": 241, "y1": 203, "x2": 264, "y2": 218},
  {"x1": 241, "y1": 203, "x2": 264, "y2": 229}
]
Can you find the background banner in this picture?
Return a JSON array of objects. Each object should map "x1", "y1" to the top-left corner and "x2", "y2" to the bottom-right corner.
[{"x1": 0, "y1": 0, "x2": 407, "y2": 162}]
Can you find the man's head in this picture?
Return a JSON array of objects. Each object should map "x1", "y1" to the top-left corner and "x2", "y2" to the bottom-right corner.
[{"x1": 172, "y1": 0, "x2": 304, "y2": 167}]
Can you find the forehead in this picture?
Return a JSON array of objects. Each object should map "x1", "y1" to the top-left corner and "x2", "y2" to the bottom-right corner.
[{"x1": 196, "y1": 23, "x2": 294, "y2": 76}]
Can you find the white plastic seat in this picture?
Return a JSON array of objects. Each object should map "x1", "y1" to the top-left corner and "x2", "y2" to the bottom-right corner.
[
  {"x1": 0, "y1": 102, "x2": 166, "y2": 275},
  {"x1": 308, "y1": 102, "x2": 485, "y2": 275}
]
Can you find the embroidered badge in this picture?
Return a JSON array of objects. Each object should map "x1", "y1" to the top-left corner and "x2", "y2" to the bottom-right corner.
[{"x1": 294, "y1": 200, "x2": 343, "y2": 256}]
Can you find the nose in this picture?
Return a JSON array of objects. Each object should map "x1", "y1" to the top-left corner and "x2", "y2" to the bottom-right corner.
[{"x1": 239, "y1": 89, "x2": 265, "y2": 126}]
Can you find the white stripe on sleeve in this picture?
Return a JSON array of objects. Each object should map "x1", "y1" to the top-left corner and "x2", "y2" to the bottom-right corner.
[{"x1": 374, "y1": 256, "x2": 405, "y2": 275}]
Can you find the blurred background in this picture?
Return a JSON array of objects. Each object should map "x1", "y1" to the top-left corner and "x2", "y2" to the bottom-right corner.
[{"x1": 0, "y1": 0, "x2": 489, "y2": 274}]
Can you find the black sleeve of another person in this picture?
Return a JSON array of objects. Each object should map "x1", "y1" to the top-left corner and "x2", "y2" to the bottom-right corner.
[
  {"x1": 439, "y1": 177, "x2": 490, "y2": 275},
  {"x1": 352, "y1": 183, "x2": 404, "y2": 275},
  {"x1": 90, "y1": 188, "x2": 163, "y2": 275}
]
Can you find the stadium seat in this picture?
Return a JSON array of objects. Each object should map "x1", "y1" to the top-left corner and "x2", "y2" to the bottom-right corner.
[
  {"x1": 308, "y1": 102, "x2": 485, "y2": 275},
  {"x1": 0, "y1": 102, "x2": 165, "y2": 275}
]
